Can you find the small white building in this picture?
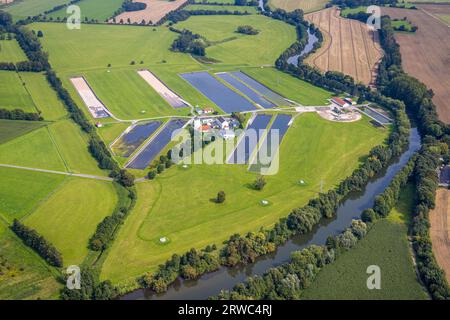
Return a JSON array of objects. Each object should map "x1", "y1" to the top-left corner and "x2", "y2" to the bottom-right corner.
[{"x1": 220, "y1": 129, "x2": 235, "y2": 140}]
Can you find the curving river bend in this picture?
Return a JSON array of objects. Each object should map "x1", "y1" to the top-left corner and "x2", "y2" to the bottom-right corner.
[{"x1": 121, "y1": 128, "x2": 421, "y2": 300}]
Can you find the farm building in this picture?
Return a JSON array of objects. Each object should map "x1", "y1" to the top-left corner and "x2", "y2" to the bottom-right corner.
[{"x1": 331, "y1": 97, "x2": 350, "y2": 108}]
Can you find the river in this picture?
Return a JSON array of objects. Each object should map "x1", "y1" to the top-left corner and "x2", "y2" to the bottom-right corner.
[
  {"x1": 121, "y1": 128, "x2": 421, "y2": 300},
  {"x1": 287, "y1": 28, "x2": 319, "y2": 66}
]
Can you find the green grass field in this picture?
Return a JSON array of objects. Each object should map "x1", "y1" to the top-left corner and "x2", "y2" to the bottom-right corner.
[
  {"x1": 101, "y1": 113, "x2": 388, "y2": 287},
  {"x1": 0, "y1": 119, "x2": 46, "y2": 144},
  {"x1": 0, "y1": 167, "x2": 66, "y2": 222},
  {"x1": 18, "y1": 72, "x2": 67, "y2": 120},
  {"x1": 341, "y1": 6, "x2": 368, "y2": 17},
  {"x1": 0, "y1": 39, "x2": 27, "y2": 63},
  {"x1": 242, "y1": 67, "x2": 332, "y2": 105},
  {"x1": 83, "y1": 68, "x2": 190, "y2": 120},
  {"x1": 184, "y1": 4, "x2": 258, "y2": 13},
  {"x1": 0, "y1": 221, "x2": 61, "y2": 300},
  {"x1": 47, "y1": 120, "x2": 107, "y2": 175},
  {"x1": 31, "y1": 23, "x2": 192, "y2": 73},
  {"x1": 24, "y1": 178, "x2": 118, "y2": 266},
  {"x1": 44, "y1": 0, "x2": 123, "y2": 21},
  {"x1": 301, "y1": 184, "x2": 428, "y2": 300},
  {"x1": 1, "y1": 0, "x2": 72, "y2": 20},
  {"x1": 0, "y1": 125, "x2": 66, "y2": 171},
  {"x1": 269, "y1": 0, "x2": 328, "y2": 13},
  {"x1": 175, "y1": 15, "x2": 296, "y2": 65},
  {"x1": 0, "y1": 71, "x2": 35, "y2": 112}
]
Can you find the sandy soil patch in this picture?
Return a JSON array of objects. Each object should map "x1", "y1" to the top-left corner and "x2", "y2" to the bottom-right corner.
[
  {"x1": 112, "y1": 0, "x2": 188, "y2": 25},
  {"x1": 304, "y1": 7, "x2": 383, "y2": 86},
  {"x1": 430, "y1": 188, "x2": 450, "y2": 284},
  {"x1": 70, "y1": 77, "x2": 110, "y2": 119},
  {"x1": 382, "y1": 6, "x2": 450, "y2": 123},
  {"x1": 0, "y1": 0, "x2": 15, "y2": 4},
  {"x1": 137, "y1": 69, "x2": 187, "y2": 108}
]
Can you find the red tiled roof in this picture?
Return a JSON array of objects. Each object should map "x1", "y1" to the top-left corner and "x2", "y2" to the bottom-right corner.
[
  {"x1": 332, "y1": 97, "x2": 348, "y2": 106},
  {"x1": 200, "y1": 124, "x2": 211, "y2": 132}
]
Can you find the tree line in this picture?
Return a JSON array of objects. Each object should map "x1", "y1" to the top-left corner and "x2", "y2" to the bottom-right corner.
[
  {"x1": 0, "y1": 108, "x2": 42, "y2": 121},
  {"x1": 349, "y1": 11, "x2": 450, "y2": 299},
  {"x1": 214, "y1": 135, "x2": 421, "y2": 300},
  {"x1": 89, "y1": 184, "x2": 137, "y2": 251},
  {"x1": 142, "y1": 246, "x2": 219, "y2": 293},
  {"x1": 11, "y1": 219, "x2": 63, "y2": 267},
  {"x1": 60, "y1": 267, "x2": 117, "y2": 300}
]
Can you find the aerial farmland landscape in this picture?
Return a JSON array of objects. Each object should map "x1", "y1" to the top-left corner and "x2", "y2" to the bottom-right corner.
[{"x1": 0, "y1": 0, "x2": 449, "y2": 309}]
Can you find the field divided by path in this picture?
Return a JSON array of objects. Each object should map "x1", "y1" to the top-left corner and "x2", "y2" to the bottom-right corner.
[
  {"x1": 382, "y1": 6, "x2": 450, "y2": 123},
  {"x1": 305, "y1": 7, "x2": 383, "y2": 85}
]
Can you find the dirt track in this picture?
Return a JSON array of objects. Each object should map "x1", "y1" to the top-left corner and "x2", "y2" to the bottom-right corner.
[
  {"x1": 381, "y1": 6, "x2": 450, "y2": 123},
  {"x1": 304, "y1": 7, "x2": 383, "y2": 85},
  {"x1": 113, "y1": 0, "x2": 187, "y2": 25},
  {"x1": 430, "y1": 188, "x2": 450, "y2": 284}
]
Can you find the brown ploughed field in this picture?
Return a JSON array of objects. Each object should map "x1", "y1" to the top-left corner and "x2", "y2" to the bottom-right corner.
[
  {"x1": 304, "y1": 7, "x2": 383, "y2": 86},
  {"x1": 430, "y1": 188, "x2": 450, "y2": 284},
  {"x1": 113, "y1": 0, "x2": 187, "y2": 25},
  {"x1": 382, "y1": 6, "x2": 450, "y2": 123}
]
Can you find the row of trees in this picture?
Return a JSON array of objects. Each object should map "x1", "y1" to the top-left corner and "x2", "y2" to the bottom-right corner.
[
  {"x1": 215, "y1": 220, "x2": 368, "y2": 299},
  {"x1": 142, "y1": 247, "x2": 220, "y2": 293},
  {"x1": 166, "y1": 9, "x2": 251, "y2": 24},
  {"x1": 60, "y1": 268, "x2": 117, "y2": 300},
  {"x1": 11, "y1": 219, "x2": 63, "y2": 267},
  {"x1": 214, "y1": 125, "x2": 423, "y2": 300},
  {"x1": 89, "y1": 184, "x2": 137, "y2": 251},
  {"x1": 14, "y1": 26, "x2": 49, "y2": 72},
  {"x1": 412, "y1": 144, "x2": 450, "y2": 300},
  {"x1": 331, "y1": 0, "x2": 397, "y2": 8},
  {"x1": 0, "y1": 108, "x2": 42, "y2": 121},
  {"x1": 370, "y1": 14, "x2": 450, "y2": 299},
  {"x1": 147, "y1": 154, "x2": 173, "y2": 179},
  {"x1": 122, "y1": 1, "x2": 147, "y2": 12}
]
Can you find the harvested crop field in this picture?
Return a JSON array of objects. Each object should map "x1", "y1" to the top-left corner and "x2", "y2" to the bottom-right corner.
[
  {"x1": 430, "y1": 188, "x2": 450, "y2": 284},
  {"x1": 112, "y1": 0, "x2": 188, "y2": 25},
  {"x1": 381, "y1": 6, "x2": 450, "y2": 123},
  {"x1": 304, "y1": 7, "x2": 383, "y2": 85}
]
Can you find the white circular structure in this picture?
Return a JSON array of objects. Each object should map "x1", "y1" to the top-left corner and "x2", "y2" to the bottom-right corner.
[{"x1": 159, "y1": 237, "x2": 168, "y2": 243}]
